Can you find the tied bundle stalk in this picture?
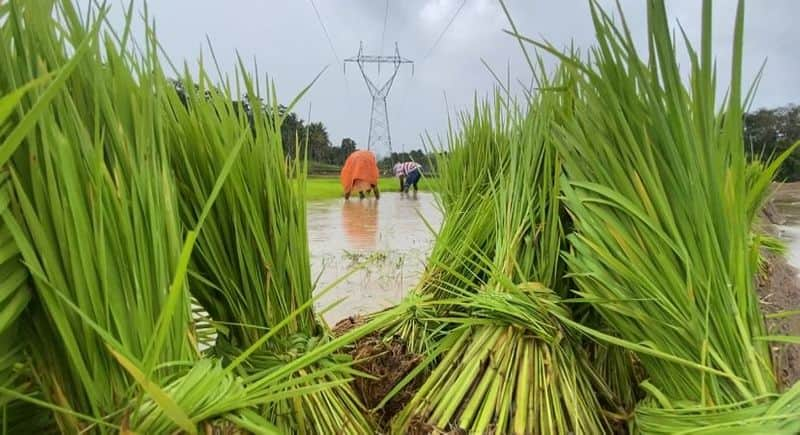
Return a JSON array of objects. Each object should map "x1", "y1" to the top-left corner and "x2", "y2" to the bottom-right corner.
[
  {"x1": 375, "y1": 96, "x2": 512, "y2": 355},
  {"x1": 391, "y1": 76, "x2": 609, "y2": 434}
]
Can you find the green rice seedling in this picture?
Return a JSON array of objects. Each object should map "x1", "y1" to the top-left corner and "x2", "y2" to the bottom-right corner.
[
  {"x1": 408, "y1": 95, "x2": 515, "y2": 309},
  {"x1": 512, "y1": 0, "x2": 800, "y2": 431},
  {"x1": 0, "y1": 12, "x2": 92, "y2": 348},
  {"x1": 372, "y1": 94, "x2": 514, "y2": 357},
  {"x1": 0, "y1": 171, "x2": 55, "y2": 434},
  {"x1": 0, "y1": 173, "x2": 30, "y2": 348},
  {"x1": 103, "y1": 271, "x2": 408, "y2": 433},
  {"x1": 585, "y1": 340, "x2": 643, "y2": 419},
  {"x1": 375, "y1": 195, "x2": 497, "y2": 354},
  {"x1": 162, "y1": 48, "x2": 378, "y2": 434},
  {"x1": 164, "y1": 71, "x2": 318, "y2": 350},
  {"x1": 434, "y1": 95, "x2": 514, "y2": 214},
  {"x1": 0, "y1": 2, "x2": 274, "y2": 432},
  {"x1": 392, "y1": 289, "x2": 608, "y2": 434},
  {"x1": 0, "y1": 3, "x2": 197, "y2": 428},
  {"x1": 0, "y1": 9, "x2": 97, "y2": 428},
  {"x1": 391, "y1": 71, "x2": 608, "y2": 434},
  {"x1": 0, "y1": 1, "x2": 399, "y2": 433}
]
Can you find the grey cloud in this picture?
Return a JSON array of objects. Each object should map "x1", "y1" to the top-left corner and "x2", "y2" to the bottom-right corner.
[{"x1": 86, "y1": 0, "x2": 800, "y2": 156}]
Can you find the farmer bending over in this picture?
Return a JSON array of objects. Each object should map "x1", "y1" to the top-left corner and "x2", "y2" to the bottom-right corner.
[
  {"x1": 393, "y1": 162, "x2": 406, "y2": 191},
  {"x1": 394, "y1": 161, "x2": 423, "y2": 193},
  {"x1": 341, "y1": 150, "x2": 380, "y2": 200}
]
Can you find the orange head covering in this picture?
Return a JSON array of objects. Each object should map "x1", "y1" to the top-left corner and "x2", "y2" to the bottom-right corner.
[{"x1": 340, "y1": 150, "x2": 379, "y2": 194}]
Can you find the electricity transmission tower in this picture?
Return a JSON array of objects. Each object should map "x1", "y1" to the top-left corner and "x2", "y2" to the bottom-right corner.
[{"x1": 345, "y1": 42, "x2": 413, "y2": 154}]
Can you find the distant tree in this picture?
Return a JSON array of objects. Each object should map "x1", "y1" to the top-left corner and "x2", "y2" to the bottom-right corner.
[
  {"x1": 745, "y1": 105, "x2": 800, "y2": 181},
  {"x1": 340, "y1": 138, "x2": 356, "y2": 154},
  {"x1": 338, "y1": 138, "x2": 357, "y2": 165},
  {"x1": 304, "y1": 122, "x2": 329, "y2": 162},
  {"x1": 277, "y1": 110, "x2": 350, "y2": 167},
  {"x1": 167, "y1": 81, "x2": 361, "y2": 171},
  {"x1": 377, "y1": 149, "x2": 442, "y2": 175},
  {"x1": 280, "y1": 109, "x2": 304, "y2": 157}
]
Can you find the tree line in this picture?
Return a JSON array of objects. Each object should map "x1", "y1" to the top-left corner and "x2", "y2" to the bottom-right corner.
[
  {"x1": 171, "y1": 79, "x2": 440, "y2": 174},
  {"x1": 281, "y1": 111, "x2": 441, "y2": 174},
  {"x1": 745, "y1": 104, "x2": 800, "y2": 181},
  {"x1": 189, "y1": 80, "x2": 800, "y2": 181}
]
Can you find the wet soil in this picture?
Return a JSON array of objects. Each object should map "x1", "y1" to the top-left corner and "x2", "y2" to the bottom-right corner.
[
  {"x1": 757, "y1": 250, "x2": 800, "y2": 389},
  {"x1": 759, "y1": 182, "x2": 800, "y2": 389},
  {"x1": 332, "y1": 316, "x2": 426, "y2": 429}
]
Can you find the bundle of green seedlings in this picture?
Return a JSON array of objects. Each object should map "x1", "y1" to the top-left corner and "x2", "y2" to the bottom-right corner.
[
  {"x1": 0, "y1": 50, "x2": 78, "y2": 434},
  {"x1": 162, "y1": 63, "x2": 380, "y2": 433},
  {"x1": 523, "y1": 0, "x2": 800, "y2": 432},
  {"x1": 374, "y1": 95, "x2": 514, "y2": 355},
  {"x1": 0, "y1": 3, "x2": 201, "y2": 432},
  {"x1": 421, "y1": 94, "x2": 517, "y2": 302},
  {"x1": 0, "y1": 1, "x2": 398, "y2": 433},
  {"x1": 433, "y1": 94, "x2": 514, "y2": 213},
  {"x1": 388, "y1": 74, "x2": 611, "y2": 434}
]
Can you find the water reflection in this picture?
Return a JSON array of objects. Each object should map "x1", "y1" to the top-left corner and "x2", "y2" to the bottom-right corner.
[
  {"x1": 772, "y1": 196, "x2": 800, "y2": 272},
  {"x1": 308, "y1": 192, "x2": 441, "y2": 323},
  {"x1": 770, "y1": 181, "x2": 800, "y2": 273},
  {"x1": 341, "y1": 199, "x2": 379, "y2": 249}
]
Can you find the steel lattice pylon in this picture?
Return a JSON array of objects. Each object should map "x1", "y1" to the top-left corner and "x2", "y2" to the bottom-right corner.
[{"x1": 345, "y1": 42, "x2": 413, "y2": 154}]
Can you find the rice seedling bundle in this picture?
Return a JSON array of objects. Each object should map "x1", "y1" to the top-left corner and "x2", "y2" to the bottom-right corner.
[
  {"x1": 0, "y1": 3, "x2": 105, "y2": 430},
  {"x1": 391, "y1": 75, "x2": 609, "y2": 434},
  {"x1": 524, "y1": 0, "x2": 800, "y2": 432},
  {"x1": 161, "y1": 45, "x2": 378, "y2": 435},
  {"x1": 420, "y1": 96, "x2": 514, "y2": 300},
  {"x1": 164, "y1": 74, "x2": 318, "y2": 352},
  {"x1": 0, "y1": 3, "x2": 207, "y2": 431},
  {"x1": 375, "y1": 95, "x2": 514, "y2": 356},
  {"x1": 0, "y1": 1, "x2": 390, "y2": 433},
  {"x1": 434, "y1": 95, "x2": 513, "y2": 213}
]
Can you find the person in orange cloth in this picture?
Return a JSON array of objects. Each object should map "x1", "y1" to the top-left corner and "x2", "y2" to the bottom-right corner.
[{"x1": 340, "y1": 149, "x2": 380, "y2": 200}]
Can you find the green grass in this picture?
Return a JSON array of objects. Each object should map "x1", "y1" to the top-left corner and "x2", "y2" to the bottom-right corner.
[
  {"x1": 307, "y1": 161, "x2": 341, "y2": 175},
  {"x1": 304, "y1": 176, "x2": 438, "y2": 201}
]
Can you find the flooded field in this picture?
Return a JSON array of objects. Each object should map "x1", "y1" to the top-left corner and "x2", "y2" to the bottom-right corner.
[
  {"x1": 770, "y1": 183, "x2": 800, "y2": 271},
  {"x1": 309, "y1": 184, "x2": 800, "y2": 324},
  {"x1": 307, "y1": 183, "x2": 800, "y2": 324},
  {"x1": 308, "y1": 192, "x2": 442, "y2": 323}
]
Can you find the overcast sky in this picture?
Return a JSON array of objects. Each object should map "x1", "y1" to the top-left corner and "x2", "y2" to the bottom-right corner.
[{"x1": 95, "y1": 1, "x2": 800, "y2": 157}]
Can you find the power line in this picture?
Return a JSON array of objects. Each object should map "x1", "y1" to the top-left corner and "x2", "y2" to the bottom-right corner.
[
  {"x1": 307, "y1": 0, "x2": 350, "y2": 117},
  {"x1": 308, "y1": 0, "x2": 340, "y2": 62},
  {"x1": 422, "y1": 0, "x2": 467, "y2": 62},
  {"x1": 380, "y1": 0, "x2": 389, "y2": 55}
]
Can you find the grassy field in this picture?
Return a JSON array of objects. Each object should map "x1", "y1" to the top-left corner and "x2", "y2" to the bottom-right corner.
[{"x1": 304, "y1": 176, "x2": 437, "y2": 201}]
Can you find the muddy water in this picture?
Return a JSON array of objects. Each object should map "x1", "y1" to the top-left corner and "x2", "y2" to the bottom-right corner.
[
  {"x1": 771, "y1": 184, "x2": 800, "y2": 271},
  {"x1": 308, "y1": 192, "x2": 442, "y2": 323},
  {"x1": 306, "y1": 186, "x2": 800, "y2": 324},
  {"x1": 774, "y1": 208, "x2": 800, "y2": 270}
]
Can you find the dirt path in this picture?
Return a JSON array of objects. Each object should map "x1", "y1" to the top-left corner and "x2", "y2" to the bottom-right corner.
[
  {"x1": 757, "y1": 250, "x2": 800, "y2": 389},
  {"x1": 760, "y1": 182, "x2": 800, "y2": 389}
]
